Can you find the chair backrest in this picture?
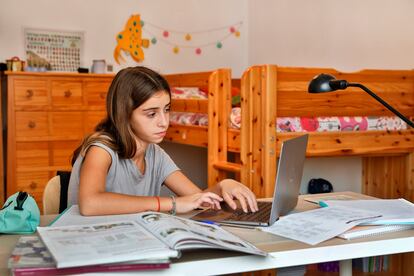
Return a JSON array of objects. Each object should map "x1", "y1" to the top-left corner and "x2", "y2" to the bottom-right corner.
[
  {"x1": 42, "y1": 175, "x2": 61, "y2": 215},
  {"x1": 42, "y1": 171, "x2": 71, "y2": 215}
]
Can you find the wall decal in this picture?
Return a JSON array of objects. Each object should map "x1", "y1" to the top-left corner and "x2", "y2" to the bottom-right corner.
[{"x1": 114, "y1": 14, "x2": 150, "y2": 64}]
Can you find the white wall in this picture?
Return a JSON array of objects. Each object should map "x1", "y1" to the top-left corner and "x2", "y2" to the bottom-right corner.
[
  {"x1": 0, "y1": 0, "x2": 248, "y2": 76},
  {"x1": 248, "y1": 0, "x2": 414, "y2": 71}
]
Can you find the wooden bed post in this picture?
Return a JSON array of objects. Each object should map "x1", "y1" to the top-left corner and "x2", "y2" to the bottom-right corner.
[
  {"x1": 240, "y1": 65, "x2": 277, "y2": 197},
  {"x1": 207, "y1": 69, "x2": 232, "y2": 188},
  {"x1": 260, "y1": 65, "x2": 277, "y2": 198}
]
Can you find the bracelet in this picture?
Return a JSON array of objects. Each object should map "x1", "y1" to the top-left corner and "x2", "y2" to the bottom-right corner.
[
  {"x1": 155, "y1": 196, "x2": 160, "y2": 212},
  {"x1": 169, "y1": 196, "x2": 176, "y2": 215}
]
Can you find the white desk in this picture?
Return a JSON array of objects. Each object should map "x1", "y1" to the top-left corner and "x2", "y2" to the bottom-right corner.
[{"x1": 2, "y1": 192, "x2": 414, "y2": 276}]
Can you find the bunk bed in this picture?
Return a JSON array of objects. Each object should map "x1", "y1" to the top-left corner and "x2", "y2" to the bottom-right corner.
[
  {"x1": 163, "y1": 69, "x2": 246, "y2": 189},
  {"x1": 163, "y1": 69, "x2": 237, "y2": 148},
  {"x1": 209, "y1": 65, "x2": 414, "y2": 201}
]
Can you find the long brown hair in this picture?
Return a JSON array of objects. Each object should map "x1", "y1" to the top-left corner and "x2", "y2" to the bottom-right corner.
[{"x1": 72, "y1": 66, "x2": 171, "y2": 165}]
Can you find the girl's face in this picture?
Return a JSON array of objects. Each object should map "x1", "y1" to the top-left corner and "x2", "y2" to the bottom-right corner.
[{"x1": 130, "y1": 90, "x2": 171, "y2": 145}]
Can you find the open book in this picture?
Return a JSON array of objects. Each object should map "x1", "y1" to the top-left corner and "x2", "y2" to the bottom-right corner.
[{"x1": 37, "y1": 212, "x2": 266, "y2": 268}]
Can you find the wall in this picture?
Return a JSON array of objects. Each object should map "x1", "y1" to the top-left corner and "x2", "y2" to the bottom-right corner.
[
  {"x1": 248, "y1": 0, "x2": 414, "y2": 71},
  {"x1": 248, "y1": 0, "x2": 414, "y2": 193},
  {"x1": 0, "y1": 0, "x2": 248, "y2": 75}
]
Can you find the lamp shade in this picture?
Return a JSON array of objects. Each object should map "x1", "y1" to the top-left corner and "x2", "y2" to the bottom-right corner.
[{"x1": 308, "y1": 74, "x2": 348, "y2": 93}]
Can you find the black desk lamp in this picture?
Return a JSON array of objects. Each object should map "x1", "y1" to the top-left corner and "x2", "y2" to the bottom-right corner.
[{"x1": 308, "y1": 74, "x2": 414, "y2": 128}]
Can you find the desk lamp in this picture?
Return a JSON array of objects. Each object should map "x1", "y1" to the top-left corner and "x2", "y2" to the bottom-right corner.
[{"x1": 308, "y1": 74, "x2": 414, "y2": 128}]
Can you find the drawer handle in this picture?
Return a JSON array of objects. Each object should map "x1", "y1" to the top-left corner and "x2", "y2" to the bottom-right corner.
[
  {"x1": 28, "y1": 121, "x2": 36, "y2": 129},
  {"x1": 29, "y1": 181, "x2": 37, "y2": 189},
  {"x1": 26, "y1": 89, "x2": 34, "y2": 98},
  {"x1": 100, "y1": 92, "x2": 106, "y2": 99},
  {"x1": 64, "y1": 90, "x2": 72, "y2": 97}
]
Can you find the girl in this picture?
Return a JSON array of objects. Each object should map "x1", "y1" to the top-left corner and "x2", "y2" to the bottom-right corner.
[{"x1": 68, "y1": 66, "x2": 258, "y2": 216}]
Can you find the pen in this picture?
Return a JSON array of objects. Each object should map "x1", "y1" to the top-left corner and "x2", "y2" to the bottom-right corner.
[
  {"x1": 318, "y1": 201, "x2": 329, "y2": 208},
  {"x1": 200, "y1": 220, "x2": 218, "y2": 225}
]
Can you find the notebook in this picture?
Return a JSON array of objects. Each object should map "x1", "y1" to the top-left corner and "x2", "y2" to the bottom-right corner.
[
  {"x1": 191, "y1": 134, "x2": 308, "y2": 227},
  {"x1": 338, "y1": 224, "x2": 414, "y2": 240}
]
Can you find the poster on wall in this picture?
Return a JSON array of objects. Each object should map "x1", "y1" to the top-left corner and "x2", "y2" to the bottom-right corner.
[{"x1": 24, "y1": 28, "x2": 84, "y2": 72}]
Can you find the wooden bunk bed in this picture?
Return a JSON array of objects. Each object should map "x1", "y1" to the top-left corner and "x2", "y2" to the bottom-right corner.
[
  {"x1": 209, "y1": 64, "x2": 414, "y2": 275},
  {"x1": 163, "y1": 69, "x2": 247, "y2": 188},
  {"x1": 163, "y1": 69, "x2": 233, "y2": 148},
  {"x1": 210, "y1": 65, "x2": 414, "y2": 200}
]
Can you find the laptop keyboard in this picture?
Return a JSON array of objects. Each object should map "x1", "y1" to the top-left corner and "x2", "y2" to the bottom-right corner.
[{"x1": 226, "y1": 201, "x2": 272, "y2": 222}]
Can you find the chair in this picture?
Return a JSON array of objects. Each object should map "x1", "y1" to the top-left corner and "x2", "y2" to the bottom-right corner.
[
  {"x1": 42, "y1": 176, "x2": 61, "y2": 215},
  {"x1": 42, "y1": 171, "x2": 71, "y2": 215}
]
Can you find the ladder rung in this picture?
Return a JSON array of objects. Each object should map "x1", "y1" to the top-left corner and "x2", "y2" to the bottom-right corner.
[{"x1": 213, "y1": 161, "x2": 241, "y2": 173}]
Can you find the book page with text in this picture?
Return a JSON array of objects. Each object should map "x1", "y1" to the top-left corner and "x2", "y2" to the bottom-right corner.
[
  {"x1": 136, "y1": 212, "x2": 266, "y2": 256},
  {"x1": 37, "y1": 220, "x2": 178, "y2": 268}
]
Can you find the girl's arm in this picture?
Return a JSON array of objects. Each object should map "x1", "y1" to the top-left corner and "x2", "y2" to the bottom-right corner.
[
  {"x1": 165, "y1": 172, "x2": 258, "y2": 213},
  {"x1": 78, "y1": 146, "x2": 222, "y2": 216}
]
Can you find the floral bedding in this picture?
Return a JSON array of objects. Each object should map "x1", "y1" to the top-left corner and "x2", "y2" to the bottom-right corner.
[{"x1": 170, "y1": 87, "x2": 409, "y2": 132}]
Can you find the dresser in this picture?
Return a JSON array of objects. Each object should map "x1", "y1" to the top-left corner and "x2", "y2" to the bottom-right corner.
[{"x1": 4, "y1": 72, "x2": 114, "y2": 211}]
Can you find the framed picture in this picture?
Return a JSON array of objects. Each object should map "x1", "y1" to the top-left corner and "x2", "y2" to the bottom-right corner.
[{"x1": 24, "y1": 28, "x2": 84, "y2": 72}]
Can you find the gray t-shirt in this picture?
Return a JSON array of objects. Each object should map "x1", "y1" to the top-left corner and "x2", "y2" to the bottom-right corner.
[{"x1": 68, "y1": 143, "x2": 179, "y2": 205}]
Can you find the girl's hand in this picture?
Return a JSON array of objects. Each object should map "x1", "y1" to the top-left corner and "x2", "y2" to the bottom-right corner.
[
  {"x1": 219, "y1": 179, "x2": 258, "y2": 213},
  {"x1": 175, "y1": 192, "x2": 223, "y2": 213}
]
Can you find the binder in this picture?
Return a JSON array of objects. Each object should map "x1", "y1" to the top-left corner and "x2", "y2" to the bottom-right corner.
[{"x1": 338, "y1": 224, "x2": 414, "y2": 240}]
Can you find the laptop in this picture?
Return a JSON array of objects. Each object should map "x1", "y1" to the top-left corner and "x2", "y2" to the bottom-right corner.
[{"x1": 191, "y1": 134, "x2": 308, "y2": 227}]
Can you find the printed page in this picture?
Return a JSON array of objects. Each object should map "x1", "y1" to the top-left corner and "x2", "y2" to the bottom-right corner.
[
  {"x1": 320, "y1": 199, "x2": 414, "y2": 225},
  {"x1": 136, "y1": 212, "x2": 266, "y2": 256},
  {"x1": 37, "y1": 220, "x2": 178, "y2": 268},
  {"x1": 261, "y1": 206, "x2": 383, "y2": 245}
]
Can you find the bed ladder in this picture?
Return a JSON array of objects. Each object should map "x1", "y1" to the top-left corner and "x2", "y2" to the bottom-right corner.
[{"x1": 208, "y1": 65, "x2": 278, "y2": 198}]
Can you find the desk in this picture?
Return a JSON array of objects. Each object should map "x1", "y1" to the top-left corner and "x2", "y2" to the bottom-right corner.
[{"x1": 1, "y1": 192, "x2": 414, "y2": 276}]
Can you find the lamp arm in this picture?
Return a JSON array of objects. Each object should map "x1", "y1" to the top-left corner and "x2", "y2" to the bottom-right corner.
[{"x1": 348, "y1": 83, "x2": 414, "y2": 128}]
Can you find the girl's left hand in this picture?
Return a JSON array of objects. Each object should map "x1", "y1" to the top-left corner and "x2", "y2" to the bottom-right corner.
[{"x1": 219, "y1": 179, "x2": 258, "y2": 213}]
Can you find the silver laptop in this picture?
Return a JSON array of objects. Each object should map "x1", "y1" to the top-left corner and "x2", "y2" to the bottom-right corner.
[{"x1": 191, "y1": 134, "x2": 308, "y2": 227}]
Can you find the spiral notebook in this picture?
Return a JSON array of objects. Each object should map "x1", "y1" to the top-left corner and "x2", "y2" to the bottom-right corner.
[{"x1": 338, "y1": 224, "x2": 414, "y2": 240}]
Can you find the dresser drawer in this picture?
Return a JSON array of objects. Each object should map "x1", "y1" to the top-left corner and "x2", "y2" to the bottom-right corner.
[
  {"x1": 14, "y1": 79, "x2": 48, "y2": 106},
  {"x1": 51, "y1": 81, "x2": 83, "y2": 106},
  {"x1": 50, "y1": 112, "x2": 84, "y2": 137},
  {"x1": 15, "y1": 112, "x2": 49, "y2": 138},
  {"x1": 85, "y1": 81, "x2": 111, "y2": 106},
  {"x1": 51, "y1": 140, "x2": 80, "y2": 166},
  {"x1": 85, "y1": 111, "x2": 106, "y2": 134},
  {"x1": 16, "y1": 142, "x2": 49, "y2": 168}
]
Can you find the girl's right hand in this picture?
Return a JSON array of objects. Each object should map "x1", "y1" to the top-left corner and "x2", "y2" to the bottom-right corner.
[{"x1": 176, "y1": 192, "x2": 223, "y2": 213}]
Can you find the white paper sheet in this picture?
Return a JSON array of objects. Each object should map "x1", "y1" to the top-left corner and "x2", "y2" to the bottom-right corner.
[
  {"x1": 320, "y1": 199, "x2": 414, "y2": 225},
  {"x1": 260, "y1": 206, "x2": 382, "y2": 245}
]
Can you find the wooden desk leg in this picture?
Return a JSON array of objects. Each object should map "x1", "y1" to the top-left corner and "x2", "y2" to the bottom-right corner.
[{"x1": 339, "y1": 259, "x2": 352, "y2": 276}]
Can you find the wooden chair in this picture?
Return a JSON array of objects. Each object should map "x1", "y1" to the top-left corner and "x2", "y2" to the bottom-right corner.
[
  {"x1": 42, "y1": 176, "x2": 61, "y2": 215},
  {"x1": 42, "y1": 171, "x2": 71, "y2": 215}
]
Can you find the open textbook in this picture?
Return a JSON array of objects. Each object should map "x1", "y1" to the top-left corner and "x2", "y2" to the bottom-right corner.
[{"x1": 37, "y1": 212, "x2": 266, "y2": 268}]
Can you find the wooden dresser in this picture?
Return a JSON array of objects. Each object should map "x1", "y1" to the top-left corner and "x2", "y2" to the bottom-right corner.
[{"x1": 4, "y1": 72, "x2": 114, "y2": 211}]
